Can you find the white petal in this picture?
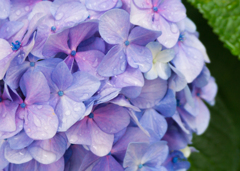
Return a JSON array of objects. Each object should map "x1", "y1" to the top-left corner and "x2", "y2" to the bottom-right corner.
[
  {"x1": 155, "y1": 49, "x2": 175, "y2": 63},
  {"x1": 155, "y1": 63, "x2": 171, "y2": 80},
  {"x1": 144, "y1": 65, "x2": 158, "y2": 80},
  {"x1": 146, "y1": 41, "x2": 162, "y2": 59}
]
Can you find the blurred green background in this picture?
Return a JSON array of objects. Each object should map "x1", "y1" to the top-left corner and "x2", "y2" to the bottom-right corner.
[{"x1": 183, "y1": 1, "x2": 240, "y2": 170}]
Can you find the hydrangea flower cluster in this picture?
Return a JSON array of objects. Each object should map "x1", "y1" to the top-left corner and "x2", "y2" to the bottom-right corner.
[{"x1": 0, "y1": 0, "x2": 218, "y2": 170}]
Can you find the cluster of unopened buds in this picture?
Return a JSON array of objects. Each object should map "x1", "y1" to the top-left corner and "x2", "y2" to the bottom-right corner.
[{"x1": 0, "y1": 0, "x2": 218, "y2": 170}]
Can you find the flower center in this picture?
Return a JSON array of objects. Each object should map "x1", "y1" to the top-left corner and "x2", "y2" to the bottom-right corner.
[
  {"x1": 138, "y1": 164, "x2": 143, "y2": 169},
  {"x1": 11, "y1": 40, "x2": 21, "y2": 51},
  {"x1": 178, "y1": 33, "x2": 185, "y2": 42},
  {"x1": 196, "y1": 92, "x2": 200, "y2": 97},
  {"x1": 107, "y1": 152, "x2": 111, "y2": 155},
  {"x1": 124, "y1": 40, "x2": 130, "y2": 46},
  {"x1": 0, "y1": 97, "x2": 2, "y2": 102},
  {"x1": 88, "y1": 113, "x2": 94, "y2": 118},
  {"x1": 30, "y1": 62, "x2": 35, "y2": 67},
  {"x1": 71, "y1": 50, "x2": 76, "y2": 56},
  {"x1": 176, "y1": 99, "x2": 180, "y2": 107},
  {"x1": 153, "y1": 6, "x2": 158, "y2": 12},
  {"x1": 172, "y1": 157, "x2": 178, "y2": 163},
  {"x1": 58, "y1": 91, "x2": 64, "y2": 96},
  {"x1": 51, "y1": 26, "x2": 56, "y2": 32},
  {"x1": 20, "y1": 103, "x2": 26, "y2": 108}
]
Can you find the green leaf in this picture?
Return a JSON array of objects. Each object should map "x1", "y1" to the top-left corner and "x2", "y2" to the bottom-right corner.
[{"x1": 186, "y1": 0, "x2": 240, "y2": 58}]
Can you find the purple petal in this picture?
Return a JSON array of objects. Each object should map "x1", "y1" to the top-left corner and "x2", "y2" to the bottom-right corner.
[
  {"x1": 192, "y1": 65, "x2": 210, "y2": 88},
  {"x1": 156, "y1": 18, "x2": 179, "y2": 48},
  {"x1": 42, "y1": 29, "x2": 70, "y2": 58},
  {"x1": 94, "y1": 80, "x2": 121, "y2": 104},
  {"x1": 20, "y1": 70, "x2": 50, "y2": 105},
  {"x1": 6, "y1": 160, "x2": 37, "y2": 171},
  {"x1": 75, "y1": 50, "x2": 104, "y2": 80},
  {"x1": 66, "y1": 117, "x2": 92, "y2": 145},
  {"x1": 0, "y1": 52, "x2": 17, "y2": 80},
  {"x1": 111, "y1": 66, "x2": 144, "y2": 88},
  {"x1": 162, "y1": 120, "x2": 191, "y2": 150},
  {"x1": 89, "y1": 119, "x2": 114, "y2": 156},
  {"x1": 0, "y1": 39, "x2": 13, "y2": 78},
  {"x1": 0, "y1": 101, "x2": 19, "y2": 132},
  {"x1": 79, "y1": 151, "x2": 100, "y2": 171},
  {"x1": 97, "y1": 45, "x2": 126, "y2": 77},
  {"x1": 200, "y1": 77, "x2": 217, "y2": 105},
  {"x1": 64, "y1": 71, "x2": 101, "y2": 102},
  {"x1": 93, "y1": 104, "x2": 130, "y2": 134},
  {"x1": 31, "y1": 16, "x2": 54, "y2": 58},
  {"x1": 4, "y1": 59, "x2": 29, "y2": 89},
  {"x1": 99, "y1": 9, "x2": 130, "y2": 44},
  {"x1": 65, "y1": 145, "x2": 88, "y2": 171},
  {"x1": 51, "y1": 61, "x2": 73, "y2": 91},
  {"x1": 121, "y1": 86, "x2": 142, "y2": 99},
  {"x1": 168, "y1": 64, "x2": 187, "y2": 92},
  {"x1": 142, "y1": 141, "x2": 169, "y2": 166},
  {"x1": 110, "y1": 95, "x2": 140, "y2": 112},
  {"x1": 112, "y1": 127, "x2": 150, "y2": 162},
  {"x1": 128, "y1": 27, "x2": 162, "y2": 46},
  {"x1": 0, "y1": 141, "x2": 9, "y2": 170},
  {"x1": 28, "y1": 1, "x2": 52, "y2": 20},
  {"x1": 123, "y1": 142, "x2": 149, "y2": 168},
  {"x1": 172, "y1": 45, "x2": 204, "y2": 83},
  {"x1": 194, "y1": 98, "x2": 210, "y2": 135},
  {"x1": 24, "y1": 105, "x2": 58, "y2": 140},
  {"x1": 0, "y1": 21, "x2": 24, "y2": 40},
  {"x1": 78, "y1": 37, "x2": 106, "y2": 53},
  {"x1": 86, "y1": 0, "x2": 118, "y2": 11},
  {"x1": 130, "y1": 78, "x2": 167, "y2": 109},
  {"x1": 69, "y1": 20, "x2": 98, "y2": 50},
  {"x1": 28, "y1": 133, "x2": 67, "y2": 164},
  {"x1": 159, "y1": 0, "x2": 186, "y2": 22},
  {"x1": 126, "y1": 44, "x2": 152, "y2": 72},
  {"x1": 154, "y1": 89, "x2": 176, "y2": 117},
  {"x1": 183, "y1": 32, "x2": 210, "y2": 63},
  {"x1": 55, "y1": 96, "x2": 85, "y2": 132},
  {"x1": 9, "y1": 0, "x2": 40, "y2": 21},
  {"x1": 4, "y1": 143, "x2": 32, "y2": 164},
  {"x1": 0, "y1": 112, "x2": 24, "y2": 139},
  {"x1": 140, "y1": 109, "x2": 167, "y2": 140},
  {"x1": 0, "y1": 0, "x2": 10, "y2": 19},
  {"x1": 38, "y1": 157, "x2": 64, "y2": 171},
  {"x1": 54, "y1": 2, "x2": 88, "y2": 31},
  {"x1": 8, "y1": 130, "x2": 34, "y2": 150},
  {"x1": 130, "y1": 3, "x2": 153, "y2": 30},
  {"x1": 172, "y1": 111, "x2": 189, "y2": 134},
  {"x1": 92, "y1": 156, "x2": 124, "y2": 171},
  {"x1": 133, "y1": 0, "x2": 152, "y2": 8}
]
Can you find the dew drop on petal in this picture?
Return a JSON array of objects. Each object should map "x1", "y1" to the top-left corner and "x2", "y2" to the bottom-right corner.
[
  {"x1": 65, "y1": 110, "x2": 71, "y2": 116},
  {"x1": 15, "y1": 10, "x2": 21, "y2": 16},
  {"x1": 55, "y1": 12, "x2": 64, "y2": 20}
]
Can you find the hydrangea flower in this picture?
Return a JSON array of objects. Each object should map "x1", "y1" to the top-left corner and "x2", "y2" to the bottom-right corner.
[{"x1": 0, "y1": 1, "x2": 218, "y2": 170}]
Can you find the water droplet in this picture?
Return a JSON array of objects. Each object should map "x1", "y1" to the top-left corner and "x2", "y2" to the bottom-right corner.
[
  {"x1": 19, "y1": 151, "x2": 24, "y2": 155},
  {"x1": 37, "y1": 105, "x2": 43, "y2": 109},
  {"x1": 120, "y1": 61, "x2": 126, "y2": 71},
  {"x1": 73, "y1": 107, "x2": 81, "y2": 112},
  {"x1": 33, "y1": 115, "x2": 42, "y2": 127},
  {"x1": 15, "y1": 10, "x2": 21, "y2": 16},
  {"x1": 55, "y1": 12, "x2": 64, "y2": 20},
  {"x1": 92, "y1": 58, "x2": 98, "y2": 67},
  {"x1": 65, "y1": 110, "x2": 71, "y2": 116},
  {"x1": 25, "y1": 6, "x2": 29, "y2": 11},
  {"x1": 170, "y1": 24, "x2": 179, "y2": 34},
  {"x1": 62, "y1": 118, "x2": 66, "y2": 123},
  {"x1": 81, "y1": 94, "x2": 89, "y2": 99},
  {"x1": 69, "y1": 135, "x2": 78, "y2": 143}
]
